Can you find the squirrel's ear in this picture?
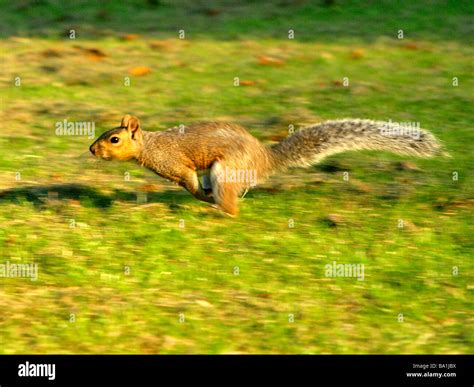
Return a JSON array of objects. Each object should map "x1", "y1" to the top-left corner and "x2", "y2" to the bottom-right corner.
[{"x1": 121, "y1": 115, "x2": 141, "y2": 138}]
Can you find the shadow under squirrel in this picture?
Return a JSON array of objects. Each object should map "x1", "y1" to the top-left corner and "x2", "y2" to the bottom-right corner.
[{"x1": 90, "y1": 115, "x2": 446, "y2": 215}]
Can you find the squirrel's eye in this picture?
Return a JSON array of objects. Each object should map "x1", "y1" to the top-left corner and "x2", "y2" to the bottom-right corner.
[{"x1": 110, "y1": 137, "x2": 120, "y2": 144}]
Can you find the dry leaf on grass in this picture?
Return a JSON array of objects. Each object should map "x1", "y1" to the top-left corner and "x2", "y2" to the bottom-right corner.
[
  {"x1": 129, "y1": 66, "x2": 152, "y2": 76},
  {"x1": 148, "y1": 40, "x2": 175, "y2": 51},
  {"x1": 140, "y1": 183, "x2": 162, "y2": 192},
  {"x1": 351, "y1": 48, "x2": 364, "y2": 59},
  {"x1": 41, "y1": 49, "x2": 63, "y2": 58},
  {"x1": 404, "y1": 42, "x2": 421, "y2": 50},
  {"x1": 257, "y1": 55, "x2": 285, "y2": 66},
  {"x1": 120, "y1": 34, "x2": 140, "y2": 41},
  {"x1": 73, "y1": 46, "x2": 107, "y2": 61}
]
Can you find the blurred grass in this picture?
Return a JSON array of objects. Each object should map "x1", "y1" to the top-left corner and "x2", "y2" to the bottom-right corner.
[
  {"x1": 0, "y1": 0, "x2": 473, "y2": 353},
  {"x1": 1, "y1": 0, "x2": 473, "y2": 43}
]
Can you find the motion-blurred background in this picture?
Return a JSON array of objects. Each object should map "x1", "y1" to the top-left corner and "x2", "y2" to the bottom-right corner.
[{"x1": 0, "y1": 1, "x2": 472, "y2": 353}]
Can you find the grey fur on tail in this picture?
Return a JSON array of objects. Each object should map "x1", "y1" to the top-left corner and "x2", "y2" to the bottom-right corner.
[{"x1": 270, "y1": 119, "x2": 448, "y2": 171}]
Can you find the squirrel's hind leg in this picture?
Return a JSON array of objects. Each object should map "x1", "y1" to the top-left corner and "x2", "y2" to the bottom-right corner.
[
  {"x1": 210, "y1": 161, "x2": 240, "y2": 216},
  {"x1": 178, "y1": 169, "x2": 215, "y2": 204}
]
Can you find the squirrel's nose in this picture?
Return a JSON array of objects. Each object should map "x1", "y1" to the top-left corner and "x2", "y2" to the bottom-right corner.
[{"x1": 89, "y1": 144, "x2": 96, "y2": 155}]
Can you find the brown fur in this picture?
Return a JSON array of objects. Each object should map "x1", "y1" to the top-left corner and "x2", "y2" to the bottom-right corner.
[{"x1": 90, "y1": 115, "x2": 445, "y2": 215}]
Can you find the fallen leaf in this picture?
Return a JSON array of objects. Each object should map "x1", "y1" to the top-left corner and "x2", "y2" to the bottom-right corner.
[
  {"x1": 129, "y1": 66, "x2": 152, "y2": 76},
  {"x1": 204, "y1": 8, "x2": 222, "y2": 16},
  {"x1": 140, "y1": 183, "x2": 161, "y2": 192},
  {"x1": 121, "y1": 34, "x2": 140, "y2": 41},
  {"x1": 41, "y1": 49, "x2": 63, "y2": 58},
  {"x1": 149, "y1": 40, "x2": 174, "y2": 51},
  {"x1": 351, "y1": 48, "x2": 364, "y2": 59},
  {"x1": 87, "y1": 53, "x2": 105, "y2": 61},
  {"x1": 404, "y1": 42, "x2": 420, "y2": 50},
  {"x1": 239, "y1": 80, "x2": 256, "y2": 86},
  {"x1": 74, "y1": 46, "x2": 107, "y2": 61},
  {"x1": 350, "y1": 180, "x2": 372, "y2": 193},
  {"x1": 258, "y1": 55, "x2": 285, "y2": 66},
  {"x1": 452, "y1": 199, "x2": 474, "y2": 208}
]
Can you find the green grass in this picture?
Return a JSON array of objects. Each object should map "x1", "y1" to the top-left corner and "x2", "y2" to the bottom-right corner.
[{"x1": 0, "y1": 0, "x2": 472, "y2": 353}]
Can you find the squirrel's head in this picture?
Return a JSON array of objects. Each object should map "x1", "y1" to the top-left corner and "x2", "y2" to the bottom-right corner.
[{"x1": 89, "y1": 115, "x2": 143, "y2": 161}]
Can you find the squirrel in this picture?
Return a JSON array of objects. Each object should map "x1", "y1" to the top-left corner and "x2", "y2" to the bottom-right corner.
[{"x1": 90, "y1": 115, "x2": 446, "y2": 215}]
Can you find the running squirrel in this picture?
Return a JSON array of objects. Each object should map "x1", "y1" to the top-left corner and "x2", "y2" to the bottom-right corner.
[{"x1": 90, "y1": 115, "x2": 445, "y2": 215}]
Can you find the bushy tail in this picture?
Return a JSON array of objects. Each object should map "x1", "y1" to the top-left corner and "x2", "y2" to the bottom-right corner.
[{"x1": 269, "y1": 119, "x2": 447, "y2": 171}]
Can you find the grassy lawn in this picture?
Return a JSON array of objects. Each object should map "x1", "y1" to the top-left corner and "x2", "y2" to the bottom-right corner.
[{"x1": 0, "y1": 1, "x2": 472, "y2": 353}]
